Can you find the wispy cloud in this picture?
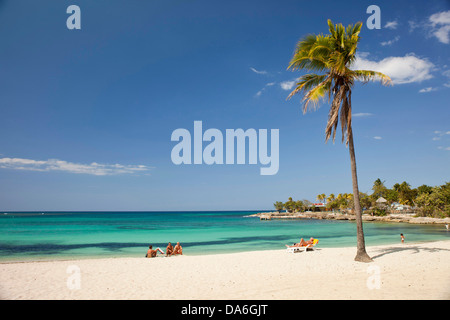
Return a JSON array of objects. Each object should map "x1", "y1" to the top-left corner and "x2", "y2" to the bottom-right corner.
[
  {"x1": 279, "y1": 80, "x2": 296, "y2": 91},
  {"x1": 408, "y1": 20, "x2": 420, "y2": 33},
  {"x1": 429, "y1": 10, "x2": 450, "y2": 44},
  {"x1": 250, "y1": 67, "x2": 268, "y2": 75},
  {"x1": 380, "y1": 36, "x2": 400, "y2": 46},
  {"x1": 373, "y1": 136, "x2": 382, "y2": 140},
  {"x1": 432, "y1": 130, "x2": 450, "y2": 141},
  {"x1": 254, "y1": 82, "x2": 276, "y2": 97},
  {"x1": 255, "y1": 90, "x2": 263, "y2": 97},
  {"x1": 353, "y1": 113, "x2": 373, "y2": 117},
  {"x1": 442, "y1": 69, "x2": 450, "y2": 88},
  {"x1": 0, "y1": 157, "x2": 152, "y2": 176},
  {"x1": 353, "y1": 52, "x2": 435, "y2": 84},
  {"x1": 419, "y1": 87, "x2": 437, "y2": 93},
  {"x1": 432, "y1": 131, "x2": 450, "y2": 149},
  {"x1": 407, "y1": 11, "x2": 450, "y2": 44},
  {"x1": 384, "y1": 21, "x2": 398, "y2": 29}
]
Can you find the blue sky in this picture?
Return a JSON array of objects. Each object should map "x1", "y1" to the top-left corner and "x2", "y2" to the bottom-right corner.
[{"x1": 0, "y1": 0, "x2": 449, "y2": 211}]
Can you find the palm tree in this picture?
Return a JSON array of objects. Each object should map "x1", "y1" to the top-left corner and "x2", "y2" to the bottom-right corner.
[
  {"x1": 287, "y1": 20, "x2": 391, "y2": 262},
  {"x1": 316, "y1": 193, "x2": 326, "y2": 203},
  {"x1": 284, "y1": 197, "x2": 295, "y2": 213},
  {"x1": 274, "y1": 201, "x2": 284, "y2": 213},
  {"x1": 327, "y1": 193, "x2": 336, "y2": 203}
]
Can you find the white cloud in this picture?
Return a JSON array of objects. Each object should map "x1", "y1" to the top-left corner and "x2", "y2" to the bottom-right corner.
[
  {"x1": 353, "y1": 53, "x2": 435, "y2": 84},
  {"x1": 384, "y1": 21, "x2": 398, "y2": 29},
  {"x1": 380, "y1": 36, "x2": 400, "y2": 46},
  {"x1": 433, "y1": 25, "x2": 450, "y2": 44},
  {"x1": 434, "y1": 130, "x2": 450, "y2": 135},
  {"x1": 373, "y1": 136, "x2": 382, "y2": 140},
  {"x1": 432, "y1": 130, "x2": 450, "y2": 142},
  {"x1": 250, "y1": 67, "x2": 268, "y2": 75},
  {"x1": 430, "y1": 10, "x2": 450, "y2": 25},
  {"x1": 254, "y1": 82, "x2": 276, "y2": 97},
  {"x1": 280, "y1": 80, "x2": 296, "y2": 91},
  {"x1": 353, "y1": 113, "x2": 373, "y2": 117},
  {"x1": 442, "y1": 70, "x2": 450, "y2": 88},
  {"x1": 0, "y1": 157, "x2": 151, "y2": 176},
  {"x1": 408, "y1": 20, "x2": 420, "y2": 33},
  {"x1": 429, "y1": 10, "x2": 450, "y2": 44},
  {"x1": 419, "y1": 87, "x2": 437, "y2": 93}
]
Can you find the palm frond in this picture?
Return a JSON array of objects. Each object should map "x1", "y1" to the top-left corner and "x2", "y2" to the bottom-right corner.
[
  {"x1": 325, "y1": 85, "x2": 345, "y2": 142},
  {"x1": 327, "y1": 19, "x2": 336, "y2": 38},
  {"x1": 288, "y1": 56, "x2": 328, "y2": 72},
  {"x1": 302, "y1": 84, "x2": 327, "y2": 113},
  {"x1": 289, "y1": 74, "x2": 327, "y2": 94},
  {"x1": 287, "y1": 19, "x2": 391, "y2": 146},
  {"x1": 287, "y1": 74, "x2": 331, "y2": 113},
  {"x1": 288, "y1": 34, "x2": 332, "y2": 72},
  {"x1": 352, "y1": 69, "x2": 392, "y2": 86}
]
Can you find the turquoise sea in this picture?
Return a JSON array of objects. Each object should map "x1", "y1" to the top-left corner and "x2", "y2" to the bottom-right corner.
[{"x1": 1, "y1": 211, "x2": 449, "y2": 262}]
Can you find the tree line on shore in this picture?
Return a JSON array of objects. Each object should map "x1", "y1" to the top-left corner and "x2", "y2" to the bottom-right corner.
[{"x1": 274, "y1": 179, "x2": 450, "y2": 218}]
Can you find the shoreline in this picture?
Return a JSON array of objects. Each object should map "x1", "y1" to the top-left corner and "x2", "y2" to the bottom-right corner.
[
  {"x1": 251, "y1": 211, "x2": 450, "y2": 224},
  {"x1": 1, "y1": 240, "x2": 449, "y2": 300},
  {"x1": 0, "y1": 238, "x2": 447, "y2": 265}
]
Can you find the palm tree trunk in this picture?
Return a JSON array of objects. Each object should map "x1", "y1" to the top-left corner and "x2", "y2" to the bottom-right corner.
[{"x1": 348, "y1": 129, "x2": 373, "y2": 263}]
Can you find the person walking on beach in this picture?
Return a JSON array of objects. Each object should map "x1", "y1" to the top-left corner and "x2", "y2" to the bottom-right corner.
[
  {"x1": 400, "y1": 234, "x2": 405, "y2": 244},
  {"x1": 146, "y1": 245, "x2": 164, "y2": 258}
]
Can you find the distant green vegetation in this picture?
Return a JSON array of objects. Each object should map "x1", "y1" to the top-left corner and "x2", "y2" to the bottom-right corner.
[{"x1": 274, "y1": 179, "x2": 450, "y2": 218}]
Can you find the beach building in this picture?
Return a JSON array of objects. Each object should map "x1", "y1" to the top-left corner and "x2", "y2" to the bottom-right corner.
[{"x1": 311, "y1": 202, "x2": 327, "y2": 212}]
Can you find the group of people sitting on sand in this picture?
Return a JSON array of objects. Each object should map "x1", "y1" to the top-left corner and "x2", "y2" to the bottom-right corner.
[{"x1": 146, "y1": 242, "x2": 183, "y2": 258}]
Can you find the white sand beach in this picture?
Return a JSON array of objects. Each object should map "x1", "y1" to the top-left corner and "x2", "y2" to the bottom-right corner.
[{"x1": 1, "y1": 240, "x2": 449, "y2": 300}]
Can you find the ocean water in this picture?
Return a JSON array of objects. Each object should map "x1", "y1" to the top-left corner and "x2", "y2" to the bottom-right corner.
[{"x1": 0, "y1": 211, "x2": 449, "y2": 262}]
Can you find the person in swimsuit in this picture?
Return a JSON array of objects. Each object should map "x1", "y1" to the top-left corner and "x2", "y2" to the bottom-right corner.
[
  {"x1": 298, "y1": 237, "x2": 315, "y2": 247},
  {"x1": 286, "y1": 237, "x2": 315, "y2": 248},
  {"x1": 166, "y1": 242, "x2": 174, "y2": 256},
  {"x1": 172, "y1": 242, "x2": 183, "y2": 255},
  {"x1": 146, "y1": 245, "x2": 164, "y2": 258}
]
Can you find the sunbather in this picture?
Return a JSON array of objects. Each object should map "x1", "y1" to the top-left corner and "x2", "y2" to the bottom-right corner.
[
  {"x1": 286, "y1": 237, "x2": 315, "y2": 248},
  {"x1": 166, "y1": 242, "x2": 174, "y2": 256},
  {"x1": 146, "y1": 245, "x2": 164, "y2": 258},
  {"x1": 172, "y1": 242, "x2": 183, "y2": 255}
]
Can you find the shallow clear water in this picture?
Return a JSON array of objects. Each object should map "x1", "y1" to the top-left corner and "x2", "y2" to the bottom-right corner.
[{"x1": 1, "y1": 211, "x2": 449, "y2": 261}]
